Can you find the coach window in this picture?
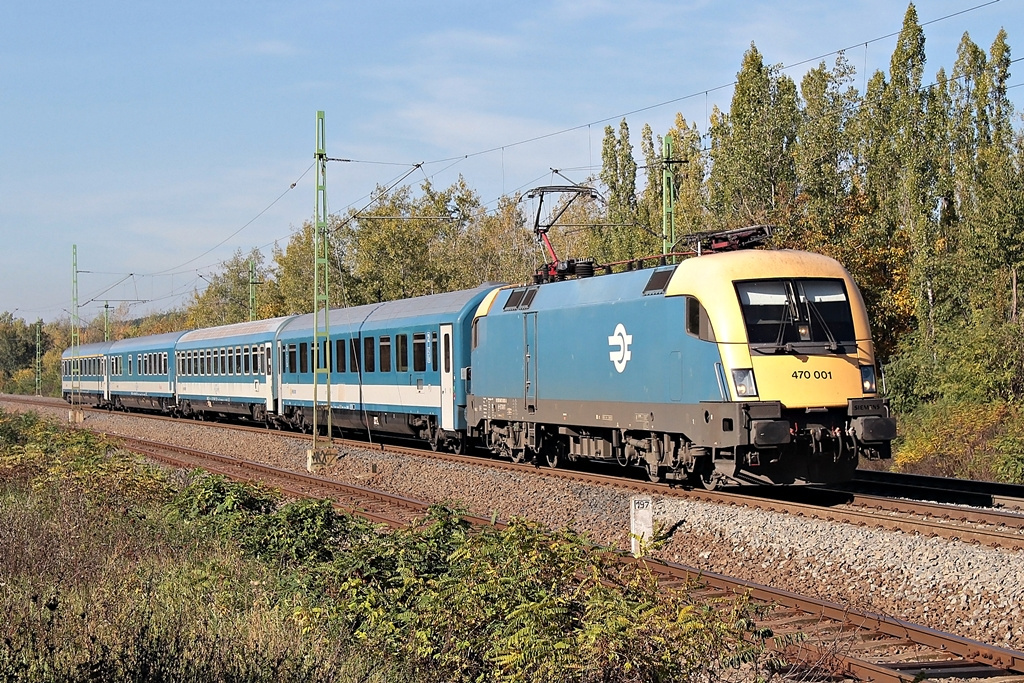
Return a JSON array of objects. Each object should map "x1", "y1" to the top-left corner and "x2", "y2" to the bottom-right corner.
[
  {"x1": 263, "y1": 347, "x2": 270, "y2": 375},
  {"x1": 205, "y1": 349, "x2": 212, "y2": 375},
  {"x1": 239, "y1": 346, "x2": 247, "y2": 374},
  {"x1": 319, "y1": 340, "x2": 329, "y2": 370},
  {"x1": 349, "y1": 338, "x2": 361, "y2": 373},
  {"x1": 363, "y1": 337, "x2": 375, "y2": 373},
  {"x1": 379, "y1": 336, "x2": 391, "y2": 373},
  {"x1": 396, "y1": 334, "x2": 409, "y2": 372},
  {"x1": 221, "y1": 348, "x2": 228, "y2": 375},
  {"x1": 162, "y1": 353, "x2": 167, "y2": 375},
  {"x1": 286, "y1": 344, "x2": 296, "y2": 374},
  {"x1": 299, "y1": 342, "x2": 309, "y2": 374},
  {"x1": 443, "y1": 332, "x2": 451, "y2": 374},
  {"x1": 431, "y1": 331, "x2": 439, "y2": 370},
  {"x1": 413, "y1": 333, "x2": 427, "y2": 372},
  {"x1": 335, "y1": 339, "x2": 346, "y2": 373}
]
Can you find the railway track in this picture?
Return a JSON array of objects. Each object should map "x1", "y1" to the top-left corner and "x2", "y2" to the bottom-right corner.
[
  {"x1": 112, "y1": 430, "x2": 1024, "y2": 683},
  {"x1": 843, "y1": 469, "x2": 1024, "y2": 510},
  {"x1": 6, "y1": 394, "x2": 1024, "y2": 550}
]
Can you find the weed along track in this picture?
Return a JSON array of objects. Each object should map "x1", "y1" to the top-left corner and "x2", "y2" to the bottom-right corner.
[
  {"x1": 6, "y1": 394, "x2": 1024, "y2": 669},
  {"x1": 114, "y1": 435, "x2": 465, "y2": 528},
  {"x1": 116, "y1": 430, "x2": 1024, "y2": 682}
]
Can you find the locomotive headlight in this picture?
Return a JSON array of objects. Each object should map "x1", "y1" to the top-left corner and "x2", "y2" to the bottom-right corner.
[
  {"x1": 860, "y1": 365, "x2": 877, "y2": 394},
  {"x1": 731, "y1": 368, "x2": 758, "y2": 398}
]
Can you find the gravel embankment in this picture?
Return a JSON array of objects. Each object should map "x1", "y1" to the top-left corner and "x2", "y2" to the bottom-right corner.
[{"x1": 5, "y1": 397, "x2": 1023, "y2": 650}]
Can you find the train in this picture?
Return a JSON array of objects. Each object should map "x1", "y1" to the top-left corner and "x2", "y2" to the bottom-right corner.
[{"x1": 63, "y1": 246, "x2": 896, "y2": 488}]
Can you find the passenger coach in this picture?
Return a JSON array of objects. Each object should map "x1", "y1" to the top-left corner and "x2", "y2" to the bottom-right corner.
[
  {"x1": 276, "y1": 284, "x2": 496, "y2": 451},
  {"x1": 174, "y1": 317, "x2": 288, "y2": 422},
  {"x1": 61, "y1": 341, "x2": 113, "y2": 406}
]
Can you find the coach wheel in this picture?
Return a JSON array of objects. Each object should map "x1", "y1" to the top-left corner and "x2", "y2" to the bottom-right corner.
[
  {"x1": 510, "y1": 448, "x2": 527, "y2": 464},
  {"x1": 448, "y1": 434, "x2": 465, "y2": 455}
]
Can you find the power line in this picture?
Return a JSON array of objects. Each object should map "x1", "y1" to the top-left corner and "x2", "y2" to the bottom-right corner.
[{"x1": 144, "y1": 162, "x2": 316, "y2": 277}]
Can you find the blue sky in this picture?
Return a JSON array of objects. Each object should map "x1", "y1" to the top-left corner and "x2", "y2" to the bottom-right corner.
[{"x1": 1, "y1": 0, "x2": 1020, "y2": 323}]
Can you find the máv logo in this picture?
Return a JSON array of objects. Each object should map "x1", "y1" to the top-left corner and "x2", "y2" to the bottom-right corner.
[{"x1": 608, "y1": 323, "x2": 632, "y2": 373}]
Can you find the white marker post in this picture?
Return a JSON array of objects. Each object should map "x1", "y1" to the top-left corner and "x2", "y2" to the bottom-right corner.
[{"x1": 630, "y1": 495, "x2": 653, "y2": 557}]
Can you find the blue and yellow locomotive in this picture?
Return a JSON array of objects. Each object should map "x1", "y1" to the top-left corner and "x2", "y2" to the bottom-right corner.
[{"x1": 467, "y1": 249, "x2": 894, "y2": 486}]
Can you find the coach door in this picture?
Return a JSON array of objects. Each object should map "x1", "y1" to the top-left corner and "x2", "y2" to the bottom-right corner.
[{"x1": 440, "y1": 324, "x2": 455, "y2": 431}]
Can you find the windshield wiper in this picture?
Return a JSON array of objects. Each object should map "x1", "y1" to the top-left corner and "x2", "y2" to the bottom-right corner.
[
  {"x1": 802, "y1": 296, "x2": 841, "y2": 353},
  {"x1": 753, "y1": 343, "x2": 798, "y2": 355}
]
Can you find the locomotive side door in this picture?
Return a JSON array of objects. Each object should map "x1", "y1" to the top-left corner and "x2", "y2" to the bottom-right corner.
[
  {"x1": 523, "y1": 312, "x2": 537, "y2": 412},
  {"x1": 440, "y1": 324, "x2": 455, "y2": 431}
]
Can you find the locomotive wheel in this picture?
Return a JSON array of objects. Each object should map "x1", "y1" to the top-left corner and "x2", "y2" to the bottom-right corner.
[
  {"x1": 695, "y1": 470, "x2": 717, "y2": 490},
  {"x1": 689, "y1": 456, "x2": 717, "y2": 490},
  {"x1": 645, "y1": 460, "x2": 662, "y2": 483},
  {"x1": 448, "y1": 434, "x2": 464, "y2": 455},
  {"x1": 542, "y1": 436, "x2": 567, "y2": 469}
]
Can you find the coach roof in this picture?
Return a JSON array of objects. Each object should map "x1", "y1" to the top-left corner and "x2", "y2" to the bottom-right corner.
[
  {"x1": 281, "y1": 284, "x2": 500, "y2": 335},
  {"x1": 177, "y1": 316, "x2": 295, "y2": 345}
]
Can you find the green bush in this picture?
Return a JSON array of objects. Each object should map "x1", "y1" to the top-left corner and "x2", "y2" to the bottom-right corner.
[{"x1": 892, "y1": 399, "x2": 1024, "y2": 483}]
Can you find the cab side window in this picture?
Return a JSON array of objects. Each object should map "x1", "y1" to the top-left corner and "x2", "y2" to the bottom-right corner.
[{"x1": 685, "y1": 297, "x2": 716, "y2": 342}]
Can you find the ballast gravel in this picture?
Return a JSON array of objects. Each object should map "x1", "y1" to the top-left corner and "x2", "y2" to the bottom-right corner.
[{"x1": 6, "y1": 397, "x2": 1024, "y2": 651}]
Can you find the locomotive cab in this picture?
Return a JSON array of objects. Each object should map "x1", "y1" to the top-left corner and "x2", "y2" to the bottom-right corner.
[{"x1": 669, "y1": 250, "x2": 896, "y2": 486}]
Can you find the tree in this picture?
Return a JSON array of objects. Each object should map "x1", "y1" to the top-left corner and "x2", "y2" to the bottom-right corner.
[
  {"x1": 597, "y1": 119, "x2": 654, "y2": 262},
  {"x1": 0, "y1": 312, "x2": 45, "y2": 382},
  {"x1": 792, "y1": 55, "x2": 859, "y2": 244},
  {"x1": 708, "y1": 43, "x2": 800, "y2": 229},
  {"x1": 185, "y1": 248, "x2": 274, "y2": 328}
]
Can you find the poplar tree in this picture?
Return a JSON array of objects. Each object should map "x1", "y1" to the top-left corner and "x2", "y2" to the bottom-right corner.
[
  {"x1": 598, "y1": 119, "x2": 653, "y2": 262},
  {"x1": 708, "y1": 43, "x2": 799, "y2": 228}
]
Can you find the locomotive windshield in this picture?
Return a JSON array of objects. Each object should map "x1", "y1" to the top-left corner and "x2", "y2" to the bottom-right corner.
[{"x1": 735, "y1": 278, "x2": 856, "y2": 353}]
